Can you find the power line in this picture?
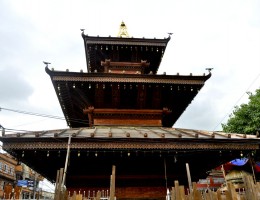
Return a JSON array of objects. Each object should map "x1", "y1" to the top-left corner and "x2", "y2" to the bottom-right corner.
[
  {"x1": 0, "y1": 107, "x2": 64, "y2": 120},
  {"x1": 0, "y1": 106, "x2": 89, "y2": 126},
  {"x1": 213, "y1": 72, "x2": 260, "y2": 131}
]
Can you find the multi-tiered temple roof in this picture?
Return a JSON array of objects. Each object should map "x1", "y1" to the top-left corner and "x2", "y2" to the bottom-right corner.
[{"x1": 45, "y1": 26, "x2": 211, "y2": 128}]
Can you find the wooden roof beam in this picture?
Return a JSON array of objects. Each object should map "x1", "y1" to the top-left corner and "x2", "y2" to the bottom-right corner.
[
  {"x1": 160, "y1": 128, "x2": 182, "y2": 138},
  {"x1": 101, "y1": 59, "x2": 150, "y2": 67},
  {"x1": 175, "y1": 128, "x2": 199, "y2": 138},
  {"x1": 193, "y1": 130, "x2": 215, "y2": 138},
  {"x1": 54, "y1": 129, "x2": 68, "y2": 137},
  {"x1": 83, "y1": 108, "x2": 171, "y2": 115},
  {"x1": 213, "y1": 131, "x2": 232, "y2": 138}
]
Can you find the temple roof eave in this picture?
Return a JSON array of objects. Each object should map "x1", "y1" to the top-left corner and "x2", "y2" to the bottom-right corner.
[
  {"x1": 45, "y1": 67, "x2": 211, "y2": 84},
  {"x1": 2, "y1": 140, "x2": 259, "y2": 151},
  {"x1": 81, "y1": 34, "x2": 171, "y2": 47}
]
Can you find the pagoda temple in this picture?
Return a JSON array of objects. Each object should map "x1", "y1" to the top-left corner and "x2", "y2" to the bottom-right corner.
[{"x1": 1, "y1": 22, "x2": 260, "y2": 199}]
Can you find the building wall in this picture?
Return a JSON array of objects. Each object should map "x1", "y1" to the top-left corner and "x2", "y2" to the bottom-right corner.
[
  {"x1": 0, "y1": 153, "x2": 52, "y2": 199},
  {"x1": 0, "y1": 153, "x2": 17, "y2": 198}
]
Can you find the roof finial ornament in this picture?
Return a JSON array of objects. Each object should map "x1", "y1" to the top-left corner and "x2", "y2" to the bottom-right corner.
[
  {"x1": 206, "y1": 68, "x2": 213, "y2": 73},
  {"x1": 80, "y1": 29, "x2": 86, "y2": 36},
  {"x1": 167, "y1": 33, "x2": 173, "y2": 37},
  {"x1": 43, "y1": 61, "x2": 51, "y2": 67},
  {"x1": 117, "y1": 21, "x2": 129, "y2": 38}
]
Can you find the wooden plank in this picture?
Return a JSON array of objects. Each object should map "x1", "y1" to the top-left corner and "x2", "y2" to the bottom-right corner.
[
  {"x1": 71, "y1": 191, "x2": 76, "y2": 200},
  {"x1": 58, "y1": 168, "x2": 64, "y2": 200},
  {"x1": 110, "y1": 165, "x2": 116, "y2": 200},
  {"x1": 227, "y1": 182, "x2": 238, "y2": 200},
  {"x1": 192, "y1": 182, "x2": 202, "y2": 200},
  {"x1": 101, "y1": 60, "x2": 150, "y2": 67},
  {"x1": 243, "y1": 175, "x2": 257, "y2": 200},
  {"x1": 255, "y1": 182, "x2": 260, "y2": 200},
  {"x1": 96, "y1": 190, "x2": 101, "y2": 200},
  {"x1": 94, "y1": 118, "x2": 162, "y2": 126},
  {"x1": 84, "y1": 108, "x2": 166, "y2": 114},
  {"x1": 76, "y1": 194, "x2": 82, "y2": 200},
  {"x1": 171, "y1": 187, "x2": 175, "y2": 200},
  {"x1": 208, "y1": 190, "x2": 217, "y2": 200},
  {"x1": 216, "y1": 190, "x2": 222, "y2": 200},
  {"x1": 179, "y1": 185, "x2": 185, "y2": 200},
  {"x1": 55, "y1": 169, "x2": 60, "y2": 191},
  {"x1": 204, "y1": 192, "x2": 210, "y2": 200},
  {"x1": 174, "y1": 181, "x2": 181, "y2": 200},
  {"x1": 54, "y1": 169, "x2": 60, "y2": 199},
  {"x1": 224, "y1": 190, "x2": 232, "y2": 200}
]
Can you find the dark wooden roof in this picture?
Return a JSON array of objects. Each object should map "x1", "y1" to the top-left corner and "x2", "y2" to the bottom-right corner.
[
  {"x1": 1, "y1": 127, "x2": 259, "y2": 188},
  {"x1": 45, "y1": 67, "x2": 211, "y2": 128},
  {"x1": 82, "y1": 34, "x2": 170, "y2": 74}
]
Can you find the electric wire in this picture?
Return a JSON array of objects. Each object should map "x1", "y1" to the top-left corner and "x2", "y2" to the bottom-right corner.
[
  {"x1": 0, "y1": 106, "x2": 89, "y2": 127},
  {"x1": 0, "y1": 107, "x2": 64, "y2": 120},
  {"x1": 213, "y1": 72, "x2": 260, "y2": 131}
]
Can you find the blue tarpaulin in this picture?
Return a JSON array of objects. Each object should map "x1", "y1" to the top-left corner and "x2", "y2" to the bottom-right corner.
[
  {"x1": 230, "y1": 158, "x2": 249, "y2": 166},
  {"x1": 17, "y1": 180, "x2": 28, "y2": 187}
]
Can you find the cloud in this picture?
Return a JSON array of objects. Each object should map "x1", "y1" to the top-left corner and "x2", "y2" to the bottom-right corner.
[
  {"x1": 0, "y1": 67, "x2": 34, "y2": 105},
  {"x1": 0, "y1": 0, "x2": 260, "y2": 132}
]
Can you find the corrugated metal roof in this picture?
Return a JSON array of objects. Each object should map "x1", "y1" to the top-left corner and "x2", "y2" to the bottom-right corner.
[{"x1": 2, "y1": 126, "x2": 257, "y2": 140}]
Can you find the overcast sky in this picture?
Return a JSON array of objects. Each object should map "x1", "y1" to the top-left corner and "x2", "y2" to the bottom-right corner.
[{"x1": 0, "y1": 0, "x2": 260, "y2": 133}]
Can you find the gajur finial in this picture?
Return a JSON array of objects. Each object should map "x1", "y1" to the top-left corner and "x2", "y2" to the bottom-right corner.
[{"x1": 117, "y1": 21, "x2": 129, "y2": 38}]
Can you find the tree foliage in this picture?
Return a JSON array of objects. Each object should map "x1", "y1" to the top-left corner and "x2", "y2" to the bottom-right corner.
[{"x1": 222, "y1": 88, "x2": 260, "y2": 134}]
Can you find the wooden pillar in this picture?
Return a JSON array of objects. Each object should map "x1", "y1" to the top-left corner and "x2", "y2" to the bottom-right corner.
[
  {"x1": 152, "y1": 85, "x2": 161, "y2": 109},
  {"x1": 137, "y1": 84, "x2": 146, "y2": 109},
  {"x1": 112, "y1": 84, "x2": 120, "y2": 108},
  {"x1": 95, "y1": 83, "x2": 104, "y2": 107}
]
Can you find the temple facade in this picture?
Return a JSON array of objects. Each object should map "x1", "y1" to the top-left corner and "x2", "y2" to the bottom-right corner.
[{"x1": 1, "y1": 22, "x2": 260, "y2": 199}]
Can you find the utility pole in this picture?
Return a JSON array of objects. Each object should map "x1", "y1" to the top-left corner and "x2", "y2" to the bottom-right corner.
[{"x1": 0, "y1": 124, "x2": 5, "y2": 137}]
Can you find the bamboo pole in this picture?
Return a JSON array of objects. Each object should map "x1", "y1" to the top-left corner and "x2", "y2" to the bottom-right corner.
[
  {"x1": 186, "y1": 163, "x2": 193, "y2": 193},
  {"x1": 61, "y1": 133, "x2": 72, "y2": 191},
  {"x1": 249, "y1": 156, "x2": 257, "y2": 184}
]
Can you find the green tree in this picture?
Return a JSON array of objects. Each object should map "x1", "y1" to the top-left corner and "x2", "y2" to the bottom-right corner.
[{"x1": 222, "y1": 88, "x2": 260, "y2": 134}]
